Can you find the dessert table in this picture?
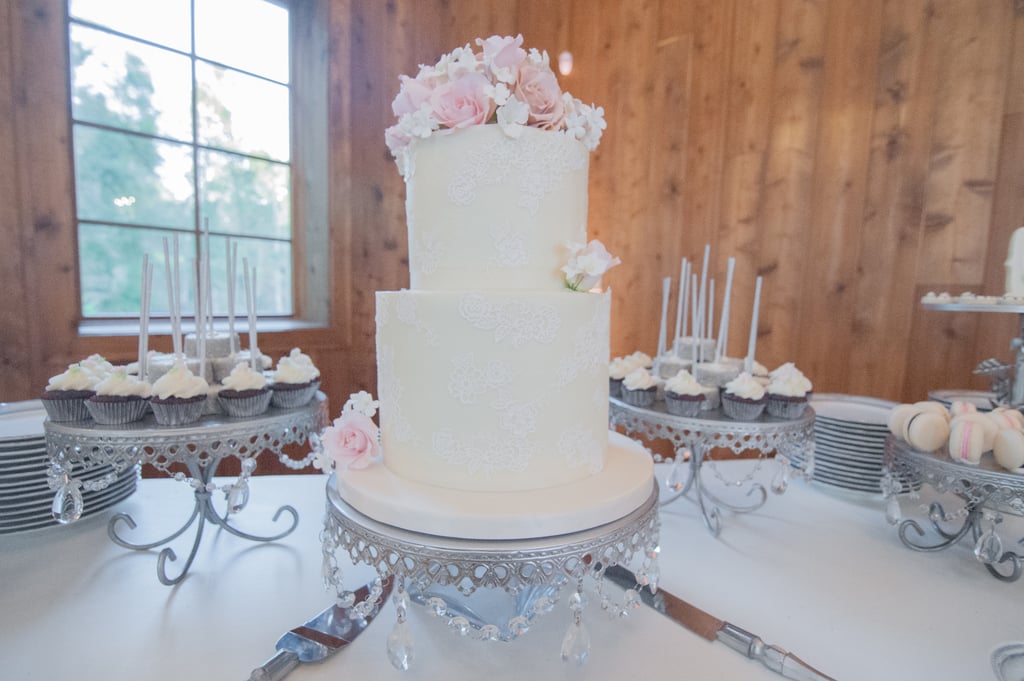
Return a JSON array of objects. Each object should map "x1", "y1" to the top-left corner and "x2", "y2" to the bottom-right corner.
[{"x1": 0, "y1": 463, "x2": 1019, "y2": 681}]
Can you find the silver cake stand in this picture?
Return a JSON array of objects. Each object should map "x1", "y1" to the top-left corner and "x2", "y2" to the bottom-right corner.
[
  {"x1": 609, "y1": 397, "x2": 815, "y2": 536},
  {"x1": 321, "y1": 475, "x2": 661, "y2": 670},
  {"x1": 883, "y1": 435, "x2": 1024, "y2": 582},
  {"x1": 44, "y1": 395, "x2": 326, "y2": 585}
]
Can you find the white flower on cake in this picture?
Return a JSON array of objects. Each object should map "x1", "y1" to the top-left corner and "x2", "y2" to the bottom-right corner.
[
  {"x1": 346, "y1": 390, "x2": 379, "y2": 418},
  {"x1": 385, "y1": 34, "x2": 606, "y2": 177},
  {"x1": 562, "y1": 240, "x2": 621, "y2": 292}
]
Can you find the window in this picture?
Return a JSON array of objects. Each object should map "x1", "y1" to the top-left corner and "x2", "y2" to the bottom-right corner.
[{"x1": 67, "y1": 0, "x2": 321, "y2": 323}]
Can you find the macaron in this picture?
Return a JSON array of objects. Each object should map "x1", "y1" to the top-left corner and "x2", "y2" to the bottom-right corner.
[
  {"x1": 888, "y1": 404, "x2": 918, "y2": 440},
  {"x1": 948, "y1": 418, "x2": 986, "y2": 465},
  {"x1": 949, "y1": 400, "x2": 978, "y2": 417},
  {"x1": 994, "y1": 429, "x2": 1024, "y2": 471},
  {"x1": 951, "y1": 412, "x2": 998, "y2": 452},
  {"x1": 905, "y1": 410, "x2": 950, "y2": 452},
  {"x1": 913, "y1": 401, "x2": 950, "y2": 421},
  {"x1": 990, "y1": 408, "x2": 1024, "y2": 430}
]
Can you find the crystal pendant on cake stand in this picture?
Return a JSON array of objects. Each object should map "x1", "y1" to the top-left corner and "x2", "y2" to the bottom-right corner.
[
  {"x1": 45, "y1": 395, "x2": 326, "y2": 585},
  {"x1": 320, "y1": 474, "x2": 661, "y2": 670},
  {"x1": 883, "y1": 435, "x2": 1024, "y2": 582},
  {"x1": 609, "y1": 397, "x2": 815, "y2": 536}
]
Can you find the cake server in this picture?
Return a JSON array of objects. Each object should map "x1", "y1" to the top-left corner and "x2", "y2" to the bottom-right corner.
[
  {"x1": 603, "y1": 565, "x2": 835, "y2": 681},
  {"x1": 247, "y1": 577, "x2": 392, "y2": 681}
]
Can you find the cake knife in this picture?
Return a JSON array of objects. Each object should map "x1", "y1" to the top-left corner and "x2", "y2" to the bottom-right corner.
[
  {"x1": 248, "y1": 577, "x2": 392, "y2": 681},
  {"x1": 603, "y1": 566, "x2": 836, "y2": 681}
]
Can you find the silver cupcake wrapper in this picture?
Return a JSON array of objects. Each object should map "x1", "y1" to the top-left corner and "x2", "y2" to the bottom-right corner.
[
  {"x1": 218, "y1": 390, "x2": 272, "y2": 417},
  {"x1": 664, "y1": 394, "x2": 704, "y2": 417},
  {"x1": 608, "y1": 378, "x2": 623, "y2": 399},
  {"x1": 270, "y1": 381, "x2": 320, "y2": 409},
  {"x1": 620, "y1": 387, "x2": 656, "y2": 408},
  {"x1": 85, "y1": 397, "x2": 150, "y2": 425},
  {"x1": 766, "y1": 396, "x2": 809, "y2": 419},
  {"x1": 151, "y1": 398, "x2": 207, "y2": 426},
  {"x1": 41, "y1": 397, "x2": 91, "y2": 422},
  {"x1": 721, "y1": 396, "x2": 766, "y2": 421}
]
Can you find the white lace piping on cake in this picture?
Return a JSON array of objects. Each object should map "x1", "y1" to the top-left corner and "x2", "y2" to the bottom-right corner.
[
  {"x1": 376, "y1": 343, "x2": 414, "y2": 444},
  {"x1": 447, "y1": 354, "x2": 514, "y2": 405},
  {"x1": 458, "y1": 293, "x2": 561, "y2": 347},
  {"x1": 555, "y1": 292, "x2": 611, "y2": 386},
  {"x1": 559, "y1": 426, "x2": 604, "y2": 474},
  {"x1": 411, "y1": 229, "x2": 443, "y2": 279},
  {"x1": 447, "y1": 133, "x2": 587, "y2": 216},
  {"x1": 395, "y1": 295, "x2": 440, "y2": 348},
  {"x1": 431, "y1": 429, "x2": 536, "y2": 475},
  {"x1": 488, "y1": 218, "x2": 529, "y2": 268}
]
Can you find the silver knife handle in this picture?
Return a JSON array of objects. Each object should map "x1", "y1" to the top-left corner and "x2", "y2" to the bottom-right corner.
[
  {"x1": 248, "y1": 650, "x2": 300, "y2": 681},
  {"x1": 718, "y1": 624, "x2": 836, "y2": 681}
]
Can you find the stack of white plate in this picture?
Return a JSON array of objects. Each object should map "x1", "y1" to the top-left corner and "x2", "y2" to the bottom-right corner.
[
  {"x1": 791, "y1": 394, "x2": 897, "y2": 495},
  {"x1": 0, "y1": 400, "x2": 138, "y2": 535}
]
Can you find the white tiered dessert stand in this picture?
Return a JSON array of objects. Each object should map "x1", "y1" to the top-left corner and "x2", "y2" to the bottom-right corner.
[
  {"x1": 320, "y1": 476, "x2": 661, "y2": 669},
  {"x1": 609, "y1": 396, "x2": 815, "y2": 536},
  {"x1": 44, "y1": 395, "x2": 326, "y2": 585}
]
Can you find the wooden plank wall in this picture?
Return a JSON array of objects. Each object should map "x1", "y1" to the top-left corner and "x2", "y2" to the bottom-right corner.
[{"x1": 2, "y1": 0, "x2": 1024, "y2": 430}]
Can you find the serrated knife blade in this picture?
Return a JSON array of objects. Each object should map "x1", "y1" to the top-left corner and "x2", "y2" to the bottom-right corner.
[
  {"x1": 604, "y1": 565, "x2": 836, "y2": 681},
  {"x1": 247, "y1": 577, "x2": 392, "y2": 681}
]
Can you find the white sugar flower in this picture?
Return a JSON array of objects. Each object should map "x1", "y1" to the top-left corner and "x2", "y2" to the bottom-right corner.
[
  {"x1": 437, "y1": 44, "x2": 480, "y2": 81},
  {"x1": 527, "y1": 47, "x2": 549, "y2": 66},
  {"x1": 562, "y1": 239, "x2": 621, "y2": 291},
  {"x1": 344, "y1": 390, "x2": 379, "y2": 418},
  {"x1": 484, "y1": 82, "x2": 511, "y2": 106},
  {"x1": 496, "y1": 97, "x2": 530, "y2": 138}
]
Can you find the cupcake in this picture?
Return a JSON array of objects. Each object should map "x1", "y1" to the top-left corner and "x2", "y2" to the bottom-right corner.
[
  {"x1": 620, "y1": 368, "x2": 659, "y2": 408},
  {"x1": 663, "y1": 370, "x2": 705, "y2": 417},
  {"x1": 85, "y1": 369, "x2": 152, "y2": 425},
  {"x1": 150, "y1": 359, "x2": 210, "y2": 426},
  {"x1": 270, "y1": 348, "x2": 321, "y2": 408},
  {"x1": 693, "y1": 360, "x2": 741, "y2": 388},
  {"x1": 218, "y1": 362, "x2": 272, "y2": 417},
  {"x1": 40, "y1": 364, "x2": 96, "y2": 421},
  {"x1": 765, "y1": 364, "x2": 812, "y2": 419},
  {"x1": 608, "y1": 357, "x2": 635, "y2": 398},
  {"x1": 721, "y1": 372, "x2": 767, "y2": 420}
]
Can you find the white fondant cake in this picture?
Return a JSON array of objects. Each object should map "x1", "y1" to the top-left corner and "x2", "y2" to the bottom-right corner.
[{"x1": 338, "y1": 36, "x2": 650, "y2": 537}]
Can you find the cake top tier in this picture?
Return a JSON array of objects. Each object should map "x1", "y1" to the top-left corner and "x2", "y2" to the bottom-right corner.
[{"x1": 385, "y1": 34, "x2": 606, "y2": 180}]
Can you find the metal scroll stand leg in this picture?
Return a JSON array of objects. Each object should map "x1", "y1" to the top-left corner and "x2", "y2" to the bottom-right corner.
[
  {"x1": 661, "y1": 445, "x2": 769, "y2": 537},
  {"x1": 107, "y1": 456, "x2": 300, "y2": 585}
]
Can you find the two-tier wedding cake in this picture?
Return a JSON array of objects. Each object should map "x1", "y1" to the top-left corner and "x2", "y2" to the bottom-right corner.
[{"x1": 333, "y1": 35, "x2": 653, "y2": 539}]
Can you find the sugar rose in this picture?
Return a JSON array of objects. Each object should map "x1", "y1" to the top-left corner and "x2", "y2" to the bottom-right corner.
[
  {"x1": 430, "y1": 72, "x2": 494, "y2": 129},
  {"x1": 322, "y1": 410, "x2": 379, "y2": 470},
  {"x1": 515, "y1": 62, "x2": 565, "y2": 130}
]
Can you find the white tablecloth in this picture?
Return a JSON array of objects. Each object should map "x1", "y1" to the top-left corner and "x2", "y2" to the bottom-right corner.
[{"x1": 1, "y1": 462, "x2": 1019, "y2": 680}]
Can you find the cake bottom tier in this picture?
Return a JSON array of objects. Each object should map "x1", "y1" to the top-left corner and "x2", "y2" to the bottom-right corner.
[{"x1": 335, "y1": 431, "x2": 654, "y2": 540}]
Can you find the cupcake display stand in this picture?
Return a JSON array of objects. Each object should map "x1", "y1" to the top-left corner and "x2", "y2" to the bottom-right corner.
[
  {"x1": 44, "y1": 395, "x2": 326, "y2": 585},
  {"x1": 883, "y1": 435, "x2": 1024, "y2": 582},
  {"x1": 320, "y1": 476, "x2": 661, "y2": 670},
  {"x1": 609, "y1": 397, "x2": 815, "y2": 536}
]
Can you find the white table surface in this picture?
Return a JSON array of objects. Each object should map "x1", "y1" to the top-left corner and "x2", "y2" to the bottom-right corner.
[{"x1": 1, "y1": 461, "x2": 1020, "y2": 681}]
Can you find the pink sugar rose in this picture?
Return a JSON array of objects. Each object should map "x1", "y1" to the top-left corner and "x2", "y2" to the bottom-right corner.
[
  {"x1": 476, "y1": 34, "x2": 527, "y2": 82},
  {"x1": 322, "y1": 410, "x2": 379, "y2": 470},
  {"x1": 514, "y1": 62, "x2": 565, "y2": 130},
  {"x1": 391, "y1": 75, "x2": 435, "y2": 116},
  {"x1": 429, "y1": 72, "x2": 494, "y2": 129}
]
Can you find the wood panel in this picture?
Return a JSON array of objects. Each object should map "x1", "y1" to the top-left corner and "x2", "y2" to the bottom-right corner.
[{"x1": 3, "y1": 0, "x2": 1024, "y2": 442}]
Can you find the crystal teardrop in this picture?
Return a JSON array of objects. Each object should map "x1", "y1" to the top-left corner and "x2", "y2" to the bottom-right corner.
[
  {"x1": 386, "y1": 619, "x2": 414, "y2": 671},
  {"x1": 560, "y1": 620, "x2": 591, "y2": 666}
]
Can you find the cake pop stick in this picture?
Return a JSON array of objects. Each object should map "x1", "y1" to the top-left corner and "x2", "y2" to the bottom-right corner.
[
  {"x1": 657, "y1": 276, "x2": 671, "y2": 361},
  {"x1": 173, "y1": 234, "x2": 182, "y2": 357},
  {"x1": 708, "y1": 278, "x2": 715, "y2": 342},
  {"x1": 680, "y1": 259, "x2": 691, "y2": 340},
  {"x1": 697, "y1": 244, "x2": 709, "y2": 361},
  {"x1": 744, "y1": 276, "x2": 763, "y2": 373},
  {"x1": 243, "y1": 257, "x2": 259, "y2": 370},
  {"x1": 715, "y1": 257, "x2": 736, "y2": 362},
  {"x1": 138, "y1": 254, "x2": 151, "y2": 382},
  {"x1": 690, "y1": 272, "x2": 699, "y2": 346},
  {"x1": 674, "y1": 258, "x2": 688, "y2": 342},
  {"x1": 227, "y1": 239, "x2": 238, "y2": 355}
]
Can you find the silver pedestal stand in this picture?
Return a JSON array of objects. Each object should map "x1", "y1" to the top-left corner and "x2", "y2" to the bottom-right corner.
[
  {"x1": 609, "y1": 397, "x2": 815, "y2": 536},
  {"x1": 883, "y1": 435, "x2": 1024, "y2": 582},
  {"x1": 321, "y1": 476, "x2": 661, "y2": 670},
  {"x1": 44, "y1": 395, "x2": 326, "y2": 585}
]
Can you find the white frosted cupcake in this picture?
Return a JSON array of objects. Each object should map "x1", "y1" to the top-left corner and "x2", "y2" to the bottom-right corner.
[
  {"x1": 766, "y1": 365, "x2": 812, "y2": 418},
  {"x1": 620, "y1": 368, "x2": 659, "y2": 408},
  {"x1": 85, "y1": 369, "x2": 152, "y2": 425},
  {"x1": 41, "y1": 364, "x2": 97, "y2": 422},
  {"x1": 270, "y1": 348, "x2": 321, "y2": 408},
  {"x1": 150, "y1": 359, "x2": 210, "y2": 426},
  {"x1": 721, "y1": 372, "x2": 767, "y2": 421},
  {"x1": 664, "y1": 370, "x2": 705, "y2": 417},
  {"x1": 218, "y1": 362, "x2": 272, "y2": 417},
  {"x1": 608, "y1": 357, "x2": 636, "y2": 398}
]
